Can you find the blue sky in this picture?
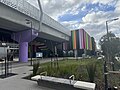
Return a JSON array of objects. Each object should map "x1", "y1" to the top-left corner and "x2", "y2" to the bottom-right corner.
[
  {"x1": 27, "y1": 0, "x2": 120, "y2": 49},
  {"x1": 58, "y1": 2, "x2": 115, "y2": 22}
]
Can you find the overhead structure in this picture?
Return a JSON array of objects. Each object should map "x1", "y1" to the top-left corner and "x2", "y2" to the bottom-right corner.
[{"x1": 0, "y1": 0, "x2": 70, "y2": 62}]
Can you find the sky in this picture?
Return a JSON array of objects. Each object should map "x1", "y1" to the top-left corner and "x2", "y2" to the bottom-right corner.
[{"x1": 26, "y1": 0, "x2": 120, "y2": 49}]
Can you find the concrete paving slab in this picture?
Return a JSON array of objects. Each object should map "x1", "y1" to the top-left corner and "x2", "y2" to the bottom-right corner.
[{"x1": 0, "y1": 66, "x2": 55, "y2": 90}]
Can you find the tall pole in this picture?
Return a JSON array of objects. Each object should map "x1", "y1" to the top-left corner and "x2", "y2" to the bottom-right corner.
[
  {"x1": 104, "y1": 60, "x2": 108, "y2": 90},
  {"x1": 104, "y1": 18, "x2": 119, "y2": 90},
  {"x1": 30, "y1": 21, "x2": 32, "y2": 66},
  {"x1": 106, "y1": 21, "x2": 110, "y2": 62},
  {"x1": 106, "y1": 21, "x2": 114, "y2": 71},
  {"x1": 106, "y1": 18, "x2": 119, "y2": 70},
  {"x1": 105, "y1": 20, "x2": 109, "y2": 90},
  {"x1": 37, "y1": 0, "x2": 43, "y2": 32},
  {"x1": 106, "y1": 21, "x2": 109, "y2": 41}
]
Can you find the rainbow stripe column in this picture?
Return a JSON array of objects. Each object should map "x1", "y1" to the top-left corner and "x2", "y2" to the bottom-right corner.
[
  {"x1": 71, "y1": 29, "x2": 93, "y2": 51},
  {"x1": 71, "y1": 30, "x2": 77, "y2": 49}
]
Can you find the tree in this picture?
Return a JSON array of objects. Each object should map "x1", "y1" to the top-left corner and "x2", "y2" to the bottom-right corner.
[
  {"x1": 99, "y1": 32, "x2": 120, "y2": 70},
  {"x1": 91, "y1": 37, "x2": 96, "y2": 55}
]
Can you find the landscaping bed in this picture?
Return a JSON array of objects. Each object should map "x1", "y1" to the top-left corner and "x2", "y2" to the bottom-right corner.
[
  {"x1": 27, "y1": 58, "x2": 119, "y2": 89},
  {"x1": 32, "y1": 58, "x2": 104, "y2": 89}
]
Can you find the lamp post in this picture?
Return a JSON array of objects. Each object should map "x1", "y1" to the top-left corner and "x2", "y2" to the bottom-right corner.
[
  {"x1": 25, "y1": 19, "x2": 33, "y2": 66},
  {"x1": 106, "y1": 18, "x2": 119, "y2": 42},
  {"x1": 105, "y1": 18, "x2": 119, "y2": 67},
  {"x1": 104, "y1": 18, "x2": 119, "y2": 90}
]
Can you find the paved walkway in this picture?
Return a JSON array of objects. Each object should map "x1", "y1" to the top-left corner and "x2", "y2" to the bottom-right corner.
[
  {"x1": 0, "y1": 58, "x2": 65, "y2": 90},
  {"x1": 0, "y1": 66, "x2": 56, "y2": 90}
]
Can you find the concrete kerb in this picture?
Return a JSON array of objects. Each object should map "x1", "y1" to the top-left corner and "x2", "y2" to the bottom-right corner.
[{"x1": 31, "y1": 75, "x2": 96, "y2": 90}]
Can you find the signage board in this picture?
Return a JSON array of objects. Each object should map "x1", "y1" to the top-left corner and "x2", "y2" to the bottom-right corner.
[
  {"x1": 0, "y1": 47, "x2": 7, "y2": 58},
  {"x1": 36, "y1": 52, "x2": 43, "y2": 58}
]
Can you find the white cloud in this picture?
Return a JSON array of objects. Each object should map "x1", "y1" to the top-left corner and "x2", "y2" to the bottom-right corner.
[
  {"x1": 115, "y1": 0, "x2": 120, "y2": 13},
  {"x1": 61, "y1": 20, "x2": 80, "y2": 30},
  {"x1": 91, "y1": 0, "x2": 115, "y2": 5},
  {"x1": 68, "y1": 4, "x2": 80, "y2": 15},
  {"x1": 81, "y1": 6, "x2": 86, "y2": 11},
  {"x1": 79, "y1": 10, "x2": 120, "y2": 49},
  {"x1": 26, "y1": 0, "x2": 118, "y2": 21},
  {"x1": 41, "y1": 0, "x2": 84, "y2": 20},
  {"x1": 26, "y1": 0, "x2": 88, "y2": 20}
]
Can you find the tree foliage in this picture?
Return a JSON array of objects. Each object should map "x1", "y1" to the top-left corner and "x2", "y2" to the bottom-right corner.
[
  {"x1": 99, "y1": 32, "x2": 120, "y2": 61},
  {"x1": 91, "y1": 37, "x2": 96, "y2": 55}
]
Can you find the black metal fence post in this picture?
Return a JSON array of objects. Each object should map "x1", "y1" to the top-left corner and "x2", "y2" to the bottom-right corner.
[{"x1": 104, "y1": 60, "x2": 108, "y2": 90}]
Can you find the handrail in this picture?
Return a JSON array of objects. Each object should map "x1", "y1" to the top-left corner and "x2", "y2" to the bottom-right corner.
[
  {"x1": 108, "y1": 71, "x2": 120, "y2": 74},
  {"x1": 69, "y1": 75, "x2": 75, "y2": 85},
  {"x1": 40, "y1": 71, "x2": 47, "y2": 79}
]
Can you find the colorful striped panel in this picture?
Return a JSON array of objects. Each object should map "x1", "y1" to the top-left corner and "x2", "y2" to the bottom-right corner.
[
  {"x1": 87, "y1": 34, "x2": 90, "y2": 50},
  {"x1": 71, "y1": 29, "x2": 94, "y2": 50},
  {"x1": 79, "y1": 29, "x2": 82, "y2": 49},
  {"x1": 83, "y1": 30, "x2": 85, "y2": 49},
  {"x1": 86, "y1": 33, "x2": 89, "y2": 50},
  {"x1": 90, "y1": 37, "x2": 92, "y2": 50},
  {"x1": 84, "y1": 31, "x2": 87, "y2": 49},
  {"x1": 71, "y1": 30, "x2": 74, "y2": 50},
  {"x1": 81, "y1": 29, "x2": 84, "y2": 49},
  {"x1": 88, "y1": 35, "x2": 90, "y2": 50},
  {"x1": 74, "y1": 30, "x2": 77, "y2": 49},
  {"x1": 71, "y1": 30, "x2": 77, "y2": 49},
  {"x1": 76, "y1": 30, "x2": 80, "y2": 49},
  {"x1": 71, "y1": 31, "x2": 74, "y2": 49}
]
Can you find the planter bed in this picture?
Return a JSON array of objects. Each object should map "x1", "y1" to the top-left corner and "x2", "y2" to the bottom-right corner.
[{"x1": 31, "y1": 75, "x2": 96, "y2": 90}]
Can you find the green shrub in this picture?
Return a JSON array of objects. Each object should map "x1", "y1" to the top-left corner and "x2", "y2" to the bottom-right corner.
[
  {"x1": 37, "y1": 58, "x2": 102, "y2": 83},
  {"x1": 27, "y1": 58, "x2": 107, "y2": 89},
  {"x1": 86, "y1": 62, "x2": 97, "y2": 83}
]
